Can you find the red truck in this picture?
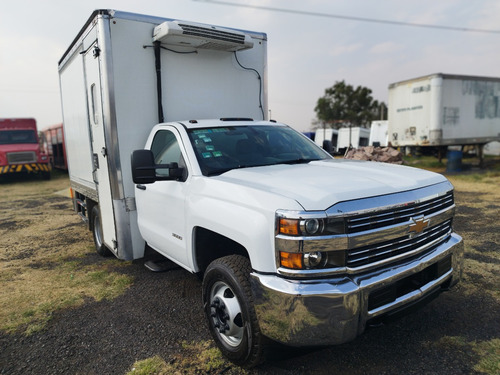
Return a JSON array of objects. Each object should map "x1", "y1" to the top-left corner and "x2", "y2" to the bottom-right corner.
[
  {"x1": 0, "y1": 118, "x2": 50, "y2": 179},
  {"x1": 40, "y1": 123, "x2": 67, "y2": 170}
]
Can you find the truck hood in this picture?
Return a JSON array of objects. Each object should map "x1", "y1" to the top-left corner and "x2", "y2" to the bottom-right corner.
[{"x1": 213, "y1": 159, "x2": 447, "y2": 211}]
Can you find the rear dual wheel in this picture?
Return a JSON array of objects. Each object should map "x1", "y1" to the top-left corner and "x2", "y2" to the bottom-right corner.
[{"x1": 91, "y1": 205, "x2": 111, "y2": 256}]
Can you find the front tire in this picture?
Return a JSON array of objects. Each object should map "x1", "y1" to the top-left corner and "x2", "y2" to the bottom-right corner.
[
  {"x1": 91, "y1": 205, "x2": 111, "y2": 256},
  {"x1": 202, "y1": 255, "x2": 266, "y2": 368}
]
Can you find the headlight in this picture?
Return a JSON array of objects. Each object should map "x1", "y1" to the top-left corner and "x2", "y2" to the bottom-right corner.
[
  {"x1": 278, "y1": 216, "x2": 345, "y2": 237},
  {"x1": 276, "y1": 211, "x2": 347, "y2": 271},
  {"x1": 303, "y1": 219, "x2": 322, "y2": 235}
]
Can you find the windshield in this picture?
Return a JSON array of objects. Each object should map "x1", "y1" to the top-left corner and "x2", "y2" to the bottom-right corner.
[
  {"x1": 0, "y1": 130, "x2": 37, "y2": 145},
  {"x1": 188, "y1": 125, "x2": 331, "y2": 176}
]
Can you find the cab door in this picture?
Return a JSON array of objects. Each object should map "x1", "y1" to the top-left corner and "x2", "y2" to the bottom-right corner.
[{"x1": 134, "y1": 127, "x2": 190, "y2": 267}]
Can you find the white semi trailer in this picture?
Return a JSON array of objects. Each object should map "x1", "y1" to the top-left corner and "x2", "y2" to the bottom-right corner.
[{"x1": 388, "y1": 73, "x2": 500, "y2": 154}]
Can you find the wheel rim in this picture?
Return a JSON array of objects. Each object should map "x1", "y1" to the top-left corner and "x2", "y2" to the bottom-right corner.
[
  {"x1": 209, "y1": 281, "x2": 244, "y2": 347},
  {"x1": 94, "y1": 213, "x2": 103, "y2": 249}
]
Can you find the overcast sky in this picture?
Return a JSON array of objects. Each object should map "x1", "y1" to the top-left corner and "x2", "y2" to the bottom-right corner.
[{"x1": 1, "y1": 0, "x2": 499, "y2": 132}]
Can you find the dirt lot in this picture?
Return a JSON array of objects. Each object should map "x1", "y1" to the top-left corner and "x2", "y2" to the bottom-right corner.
[{"x1": 0, "y1": 166, "x2": 499, "y2": 375}]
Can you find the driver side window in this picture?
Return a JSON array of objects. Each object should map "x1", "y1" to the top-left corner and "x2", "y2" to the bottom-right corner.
[{"x1": 150, "y1": 130, "x2": 187, "y2": 179}]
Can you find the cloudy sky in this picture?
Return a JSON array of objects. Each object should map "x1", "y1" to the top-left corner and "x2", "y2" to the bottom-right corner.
[{"x1": 1, "y1": 0, "x2": 499, "y2": 132}]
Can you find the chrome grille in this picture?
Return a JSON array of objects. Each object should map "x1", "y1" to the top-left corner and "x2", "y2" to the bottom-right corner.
[
  {"x1": 276, "y1": 182, "x2": 457, "y2": 278},
  {"x1": 7, "y1": 151, "x2": 36, "y2": 164},
  {"x1": 346, "y1": 191, "x2": 454, "y2": 234},
  {"x1": 347, "y1": 219, "x2": 452, "y2": 268}
]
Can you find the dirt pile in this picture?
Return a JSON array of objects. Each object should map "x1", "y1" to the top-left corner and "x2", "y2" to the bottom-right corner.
[{"x1": 344, "y1": 146, "x2": 403, "y2": 164}]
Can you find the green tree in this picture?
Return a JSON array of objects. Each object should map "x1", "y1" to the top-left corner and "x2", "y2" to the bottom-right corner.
[{"x1": 314, "y1": 81, "x2": 386, "y2": 128}]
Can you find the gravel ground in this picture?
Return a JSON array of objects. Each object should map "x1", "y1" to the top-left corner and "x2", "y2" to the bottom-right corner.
[{"x1": 0, "y1": 172, "x2": 499, "y2": 374}]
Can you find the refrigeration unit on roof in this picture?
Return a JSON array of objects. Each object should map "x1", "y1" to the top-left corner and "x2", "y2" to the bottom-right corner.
[{"x1": 153, "y1": 21, "x2": 254, "y2": 52}]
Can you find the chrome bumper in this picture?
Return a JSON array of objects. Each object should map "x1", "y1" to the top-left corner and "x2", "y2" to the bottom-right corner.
[{"x1": 250, "y1": 233, "x2": 463, "y2": 346}]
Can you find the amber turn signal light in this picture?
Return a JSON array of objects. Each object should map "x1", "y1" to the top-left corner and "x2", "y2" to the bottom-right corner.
[
  {"x1": 280, "y1": 251, "x2": 303, "y2": 269},
  {"x1": 279, "y1": 218, "x2": 299, "y2": 235}
]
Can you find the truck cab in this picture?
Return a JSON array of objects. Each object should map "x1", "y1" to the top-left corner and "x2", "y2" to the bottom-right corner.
[
  {"x1": 0, "y1": 118, "x2": 50, "y2": 179},
  {"x1": 131, "y1": 118, "x2": 463, "y2": 367}
]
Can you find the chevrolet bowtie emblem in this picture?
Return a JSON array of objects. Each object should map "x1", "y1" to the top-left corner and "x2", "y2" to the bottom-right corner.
[{"x1": 408, "y1": 217, "x2": 430, "y2": 237}]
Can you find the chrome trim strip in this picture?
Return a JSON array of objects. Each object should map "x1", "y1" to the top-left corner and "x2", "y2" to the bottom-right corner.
[
  {"x1": 277, "y1": 230, "x2": 451, "y2": 278},
  {"x1": 275, "y1": 234, "x2": 348, "y2": 253},
  {"x1": 275, "y1": 209, "x2": 328, "y2": 220},
  {"x1": 277, "y1": 265, "x2": 347, "y2": 278},
  {"x1": 326, "y1": 181, "x2": 453, "y2": 216},
  {"x1": 97, "y1": 14, "x2": 124, "y2": 201},
  {"x1": 113, "y1": 199, "x2": 134, "y2": 260},
  {"x1": 367, "y1": 269, "x2": 452, "y2": 317}
]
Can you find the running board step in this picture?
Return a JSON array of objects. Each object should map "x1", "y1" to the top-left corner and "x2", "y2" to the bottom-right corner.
[{"x1": 144, "y1": 260, "x2": 181, "y2": 273}]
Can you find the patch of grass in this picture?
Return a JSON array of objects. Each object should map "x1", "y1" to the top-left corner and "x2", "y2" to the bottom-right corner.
[
  {"x1": 0, "y1": 176, "x2": 135, "y2": 335},
  {"x1": 473, "y1": 339, "x2": 500, "y2": 374},
  {"x1": 127, "y1": 341, "x2": 243, "y2": 375},
  {"x1": 403, "y1": 154, "x2": 500, "y2": 177},
  {"x1": 418, "y1": 169, "x2": 500, "y2": 375},
  {"x1": 446, "y1": 173, "x2": 500, "y2": 303},
  {"x1": 451, "y1": 171, "x2": 500, "y2": 184},
  {"x1": 425, "y1": 337, "x2": 500, "y2": 375},
  {"x1": 127, "y1": 356, "x2": 169, "y2": 375},
  {"x1": 403, "y1": 155, "x2": 444, "y2": 170},
  {"x1": 0, "y1": 260, "x2": 134, "y2": 334},
  {"x1": 0, "y1": 173, "x2": 70, "y2": 202},
  {"x1": 433, "y1": 335, "x2": 469, "y2": 349},
  {"x1": 183, "y1": 341, "x2": 227, "y2": 371}
]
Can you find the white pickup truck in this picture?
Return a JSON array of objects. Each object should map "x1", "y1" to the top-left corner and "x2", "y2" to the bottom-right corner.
[
  {"x1": 59, "y1": 10, "x2": 463, "y2": 368},
  {"x1": 130, "y1": 118, "x2": 463, "y2": 366}
]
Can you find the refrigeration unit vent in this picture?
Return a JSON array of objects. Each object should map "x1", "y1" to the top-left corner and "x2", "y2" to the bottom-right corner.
[{"x1": 153, "y1": 21, "x2": 254, "y2": 52}]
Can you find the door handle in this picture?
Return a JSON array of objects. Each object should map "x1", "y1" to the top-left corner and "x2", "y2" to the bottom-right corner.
[{"x1": 136, "y1": 184, "x2": 146, "y2": 190}]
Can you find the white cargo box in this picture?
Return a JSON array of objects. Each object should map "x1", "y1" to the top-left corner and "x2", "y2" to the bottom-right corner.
[{"x1": 58, "y1": 10, "x2": 267, "y2": 260}]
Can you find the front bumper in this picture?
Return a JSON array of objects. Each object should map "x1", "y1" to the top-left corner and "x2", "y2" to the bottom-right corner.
[
  {"x1": 0, "y1": 163, "x2": 50, "y2": 175},
  {"x1": 250, "y1": 233, "x2": 463, "y2": 346}
]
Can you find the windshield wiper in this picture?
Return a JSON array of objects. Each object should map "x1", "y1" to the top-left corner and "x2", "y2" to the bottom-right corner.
[
  {"x1": 206, "y1": 162, "x2": 279, "y2": 176},
  {"x1": 206, "y1": 164, "x2": 253, "y2": 176},
  {"x1": 280, "y1": 158, "x2": 320, "y2": 165}
]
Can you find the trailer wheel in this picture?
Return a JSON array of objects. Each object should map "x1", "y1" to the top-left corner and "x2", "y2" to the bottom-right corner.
[
  {"x1": 91, "y1": 205, "x2": 110, "y2": 257},
  {"x1": 202, "y1": 255, "x2": 266, "y2": 368}
]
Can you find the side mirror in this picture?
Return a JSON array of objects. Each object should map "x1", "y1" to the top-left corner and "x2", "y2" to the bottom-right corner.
[
  {"x1": 131, "y1": 150, "x2": 186, "y2": 184},
  {"x1": 131, "y1": 150, "x2": 156, "y2": 184}
]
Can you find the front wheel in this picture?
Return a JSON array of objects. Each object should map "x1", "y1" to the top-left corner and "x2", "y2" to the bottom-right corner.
[{"x1": 202, "y1": 255, "x2": 266, "y2": 368}]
